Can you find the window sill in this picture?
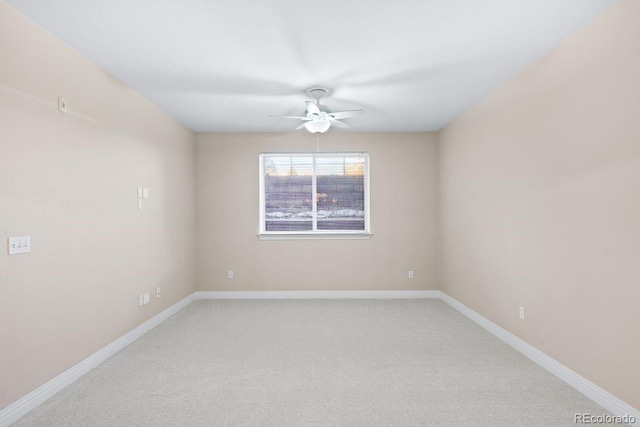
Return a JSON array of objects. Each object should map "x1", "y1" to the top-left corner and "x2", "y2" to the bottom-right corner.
[{"x1": 258, "y1": 232, "x2": 373, "y2": 240}]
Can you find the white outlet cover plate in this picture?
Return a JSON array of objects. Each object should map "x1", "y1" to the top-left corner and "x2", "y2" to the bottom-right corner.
[
  {"x1": 8, "y1": 236, "x2": 31, "y2": 255},
  {"x1": 142, "y1": 188, "x2": 150, "y2": 199},
  {"x1": 58, "y1": 96, "x2": 67, "y2": 113}
]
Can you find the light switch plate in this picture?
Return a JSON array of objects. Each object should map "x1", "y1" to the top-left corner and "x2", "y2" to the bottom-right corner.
[
  {"x1": 137, "y1": 187, "x2": 143, "y2": 198},
  {"x1": 144, "y1": 293, "x2": 150, "y2": 304},
  {"x1": 8, "y1": 236, "x2": 31, "y2": 255},
  {"x1": 142, "y1": 188, "x2": 150, "y2": 199}
]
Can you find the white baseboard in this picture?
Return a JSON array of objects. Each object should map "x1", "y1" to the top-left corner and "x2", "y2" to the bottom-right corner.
[
  {"x1": 195, "y1": 290, "x2": 442, "y2": 299},
  {"x1": 0, "y1": 293, "x2": 196, "y2": 427},
  {"x1": 439, "y1": 292, "x2": 639, "y2": 427}
]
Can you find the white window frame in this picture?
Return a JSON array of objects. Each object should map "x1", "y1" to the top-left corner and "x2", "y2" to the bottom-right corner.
[{"x1": 259, "y1": 152, "x2": 371, "y2": 240}]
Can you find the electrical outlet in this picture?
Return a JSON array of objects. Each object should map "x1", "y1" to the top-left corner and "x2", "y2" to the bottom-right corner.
[
  {"x1": 156, "y1": 287, "x2": 161, "y2": 298},
  {"x1": 519, "y1": 306, "x2": 525, "y2": 320},
  {"x1": 138, "y1": 295, "x2": 144, "y2": 306},
  {"x1": 228, "y1": 270, "x2": 234, "y2": 279},
  {"x1": 58, "y1": 96, "x2": 67, "y2": 113},
  {"x1": 408, "y1": 270, "x2": 414, "y2": 279}
]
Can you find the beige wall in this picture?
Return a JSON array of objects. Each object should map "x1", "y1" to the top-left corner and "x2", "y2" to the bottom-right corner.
[
  {"x1": 438, "y1": 0, "x2": 640, "y2": 409},
  {"x1": 0, "y1": 2, "x2": 196, "y2": 410},
  {"x1": 196, "y1": 132, "x2": 438, "y2": 292}
]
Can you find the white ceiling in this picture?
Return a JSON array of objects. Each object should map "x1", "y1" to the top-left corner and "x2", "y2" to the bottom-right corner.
[{"x1": 6, "y1": 0, "x2": 617, "y2": 132}]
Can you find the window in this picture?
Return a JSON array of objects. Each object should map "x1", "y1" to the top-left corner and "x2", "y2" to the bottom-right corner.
[{"x1": 259, "y1": 153, "x2": 370, "y2": 238}]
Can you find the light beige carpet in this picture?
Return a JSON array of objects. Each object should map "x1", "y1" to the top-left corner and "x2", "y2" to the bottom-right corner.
[{"x1": 15, "y1": 299, "x2": 614, "y2": 426}]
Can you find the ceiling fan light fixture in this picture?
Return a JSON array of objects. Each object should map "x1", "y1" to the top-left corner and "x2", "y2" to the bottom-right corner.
[
  {"x1": 270, "y1": 87, "x2": 364, "y2": 133},
  {"x1": 304, "y1": 120, "x2": 331, "y2": 134}
]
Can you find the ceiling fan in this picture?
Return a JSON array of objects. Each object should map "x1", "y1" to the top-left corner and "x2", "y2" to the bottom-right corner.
[{"x1": 270, "y1": 88, "x2": 365, "y2": 134}]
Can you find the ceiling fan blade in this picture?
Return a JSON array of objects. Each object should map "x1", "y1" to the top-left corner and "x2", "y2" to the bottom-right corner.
[
  {"x1": 269, "y1": 115, "x2": 310, "y2": 120},
  {"x1": 305, "y1": 101, "x2": 321, "y2": 115},
  {"x1": 328, "y1": 110, "x2": 365, "y2": 120},
  {"x1": 329, "y1": 120, "x2": 350, "y2": 129},
  {"x1": 295, "y1": 123, "x2": 308, "y2": 130}
]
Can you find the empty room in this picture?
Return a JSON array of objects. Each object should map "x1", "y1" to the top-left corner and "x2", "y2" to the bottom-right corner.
[{"x1": 1, "y1": 0, "x2": 638, "y2": 426}]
